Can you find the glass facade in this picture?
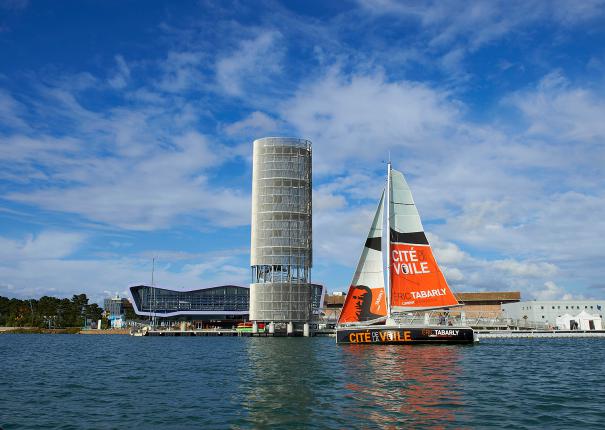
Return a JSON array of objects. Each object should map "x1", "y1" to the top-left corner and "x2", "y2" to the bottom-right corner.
[
  {"x1": 104, "y1": 297, "x2": 125, "y2": 317},
  {"x1": 129, "y1": 285, "x2": 249, "y2": 316},
  {"x1": 128, "y1": 284, "x2": 324, "y2": 319}
]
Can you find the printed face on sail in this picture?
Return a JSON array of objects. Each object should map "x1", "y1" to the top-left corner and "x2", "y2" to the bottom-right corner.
[
  {"x1": 351, "y1": 287, "x2": 369, "y2": 317},
  {"x1": 339, "y1": 285, "x2": 386, "y2": 323}
]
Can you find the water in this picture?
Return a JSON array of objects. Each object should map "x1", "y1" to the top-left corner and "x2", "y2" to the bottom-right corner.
[{"x1": 1, "y1": 335, "x2": 605, "y2": 429}]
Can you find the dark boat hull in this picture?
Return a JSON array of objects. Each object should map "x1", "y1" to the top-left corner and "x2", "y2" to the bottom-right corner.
[{"x1": 336, "y1": 325, "x2": 476, "y2": 344}]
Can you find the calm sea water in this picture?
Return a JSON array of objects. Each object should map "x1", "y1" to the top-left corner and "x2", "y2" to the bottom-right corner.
[{"x1": 1, "y1": 335, "x2": 605, "y2": 429}]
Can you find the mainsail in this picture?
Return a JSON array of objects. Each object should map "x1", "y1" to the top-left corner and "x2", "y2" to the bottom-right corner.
[
  {"x1": 389, "y1": 169, "x2": 460, "y2": 312},
  {"x1": 338, "y1": 192, "x2": 387, "y2": 325}
]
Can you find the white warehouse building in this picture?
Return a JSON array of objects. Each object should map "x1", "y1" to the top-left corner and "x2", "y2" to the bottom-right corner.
[{"x1": 502, "y1": 300, "x2": 604, "y2": 329}]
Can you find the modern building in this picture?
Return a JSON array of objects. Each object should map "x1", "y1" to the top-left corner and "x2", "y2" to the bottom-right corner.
[
  {"x1": 129, "y1": 285, "x2": 249, "y2": 328},
  {"x1": 249, "y1": 137, "x2": 313, "y2": 331},
  {"x1": 502, "y1": 300, "x2": 605, "y2": 329},
  {"x1": 128, "y1": 284, "x2": 325, "y2": 329},
  {"x1": 103, "y1": 295, "x2": 131, "y2": 328}
]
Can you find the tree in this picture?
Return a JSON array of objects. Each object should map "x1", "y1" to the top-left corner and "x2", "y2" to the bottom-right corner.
[{"x1": 0, "y1": 293, "x2": 105, "y2": 328}]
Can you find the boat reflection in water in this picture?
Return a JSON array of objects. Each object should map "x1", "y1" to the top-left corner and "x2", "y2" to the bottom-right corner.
[{"x1": 342, "y1": 344, "x2": 467, "y2": 428}]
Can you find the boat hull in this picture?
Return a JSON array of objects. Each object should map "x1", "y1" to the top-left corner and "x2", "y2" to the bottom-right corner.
[{"x1": 336, "y1": 325, "x2": 476, "y2": 344}]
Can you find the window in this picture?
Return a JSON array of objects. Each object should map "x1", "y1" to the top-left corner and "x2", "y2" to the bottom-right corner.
[
  {"x1": 552, "y1": 306, "x2": 555, "y2": 310},
  {"x1": 566, "y1": 306, "x2": 569, "y2": 309},
  {"x1": 542, "y1": 315, "x2": 545, "y2": 319},
  {"x1": 541, "y1": 306, "x2": 544, "y2": 310}
]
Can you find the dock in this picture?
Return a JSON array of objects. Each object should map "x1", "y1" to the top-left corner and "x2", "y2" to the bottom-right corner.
[
  {"x1": 138, "y1": 328, "x2": 336, "y2": 337},
  {"x1": 477, "y1": 329, "x2": 605, "y2": 339},
  {"x1": 133, "y1": 328, "x2": 605, "y2": 339}
]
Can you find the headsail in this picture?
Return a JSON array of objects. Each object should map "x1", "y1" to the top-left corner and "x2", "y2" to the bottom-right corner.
[
  {"x1": 389, "y1": 169, "x2": 459, "y2": 312},
  {"x1": 338, "y1": 191, "x2": 387, "y2": 325}
]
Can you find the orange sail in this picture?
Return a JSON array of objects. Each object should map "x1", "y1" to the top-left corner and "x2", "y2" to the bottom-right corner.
[
  {"x1": 338, "y1": 192, "x2": 387, "y2": 325},
  {"x1": 389, "y1": 169, "x2": 459, "y2": 312}
]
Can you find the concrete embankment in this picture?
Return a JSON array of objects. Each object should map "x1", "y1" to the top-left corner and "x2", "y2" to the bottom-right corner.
[
  {"x1": 79, "y1": 329, "x2": 130, "y2": 335},
  {"x1": 478, "y1": 329, "x2": 605, "y2": 339}
]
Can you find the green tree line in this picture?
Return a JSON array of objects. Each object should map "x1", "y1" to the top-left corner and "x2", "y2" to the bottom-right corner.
[{"x1": 0, "y1": 294, "x2": 103, "y2": 328}]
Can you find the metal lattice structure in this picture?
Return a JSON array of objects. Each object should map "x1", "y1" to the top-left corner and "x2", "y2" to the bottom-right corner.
[{"x1": 250, "y1": 137, "x2": 312, "y2": 322}]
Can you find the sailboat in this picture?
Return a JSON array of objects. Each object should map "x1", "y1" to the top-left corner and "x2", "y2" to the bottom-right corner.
[{"x1": 336, "y1": 163, "x2": 477, "y2": 344}]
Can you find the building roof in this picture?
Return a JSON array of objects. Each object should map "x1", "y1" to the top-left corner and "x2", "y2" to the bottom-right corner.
[
  {"x1": 455, "y1": 292, "x2": 521, "y2": 303},
  {"x1": 324, "y1": 295, "x2": 346, "y2": 306}
]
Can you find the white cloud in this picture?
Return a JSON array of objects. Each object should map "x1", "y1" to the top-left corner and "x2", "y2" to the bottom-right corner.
[
  {"x1": 491, "y1": 259, "x2": 558, "y2": 278},
  {"x1": 442, "y1": 266, "x2": 464, "y2": 282},
  {"x1": 509, "y1": 71, "x2": 605, "y2": 142},
  {"x1": 0, "y1": 231, "x2": 86, "y2": 261},
  {"x1": 216, "y1": 31, "x2": 284, "y2": 96},
  {"x1": 1, "y1": 78, "x2": 250, "y2": 230},
  {"x1": 279, "y1": 65, "x2": 605, "y2": 296},
  {"x1": 313, "y1": 201, "x2": 377, "y2": 266},
  {"x1": 0, "y1": 232, "x2": 249, "y2": 303},
  {"x1": 2, "y1": 4, "x2": 604, "y2": 301},
  {"x1": 0, "y1": 89, "x2": 30, "y2": 131},
  {"x1": 283, "y1": 69, "x2": 459, "y2": 174},
  {"x1": 358, "y1": 0, "x2": 605, "y2": 50},
  {"x1": 531, "y1": 281, "x2": 567, "y2": 301},
  {"x1": 428, "y1": 233, "x2": 468, "y2": 265},
  {"x1": 108, "y1": 55, "x2": 131, "y2": 89},
  {"x1": 156, "y1": 51, "x2": 206, "y2": 93},
  {"x1": 225, "y1": 111, "x2": 279, "y2": 136}
]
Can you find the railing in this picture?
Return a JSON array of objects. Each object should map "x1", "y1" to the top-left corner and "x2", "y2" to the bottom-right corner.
[{"x1": 315, "y1": 309, "x2": 557, "y2": 330}]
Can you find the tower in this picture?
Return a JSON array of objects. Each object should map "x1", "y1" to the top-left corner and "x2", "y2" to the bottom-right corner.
[{"x1": 250, "y1": 137, "x2": 312, "y2": 331}]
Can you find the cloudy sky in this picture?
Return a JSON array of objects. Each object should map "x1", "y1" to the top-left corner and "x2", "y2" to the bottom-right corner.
[{"x1": 1, "y1": 0, "x2": 604, "y2": 304}]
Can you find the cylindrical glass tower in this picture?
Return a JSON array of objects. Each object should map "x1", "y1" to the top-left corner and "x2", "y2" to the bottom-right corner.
[{"x1": 250, "y1": 137, "x2": 312, "y2": 323}]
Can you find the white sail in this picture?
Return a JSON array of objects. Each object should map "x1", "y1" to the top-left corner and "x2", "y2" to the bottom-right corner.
[
  {"x1": 388, "y1": 169, "x2": 460, "y2": 312},
  {"x1": 338, "y1": 191, "x2": 387, "y2": 325}
]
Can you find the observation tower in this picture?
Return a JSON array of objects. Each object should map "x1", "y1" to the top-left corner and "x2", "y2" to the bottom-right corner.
[{"x1": 249, "y1": 137, "x2": 313, "y2": 335}]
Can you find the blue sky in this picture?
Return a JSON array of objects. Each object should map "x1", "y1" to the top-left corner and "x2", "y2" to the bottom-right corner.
[{"x1": 1, "y1": 0, "x2": 605, "y2": 304}]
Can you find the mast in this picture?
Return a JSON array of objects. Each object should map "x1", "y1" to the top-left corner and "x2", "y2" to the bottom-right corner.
[
  {"x1": 386, "y1": 160, "x2": 392, "y2": 318},
  {"x1": 151, "y1": 257, "x2": 156, "y2": 329}
]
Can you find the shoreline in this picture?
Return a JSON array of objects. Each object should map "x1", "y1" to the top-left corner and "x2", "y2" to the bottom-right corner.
[{"x1": 0, "y1": 327, "x2": 130, "y2": 335}]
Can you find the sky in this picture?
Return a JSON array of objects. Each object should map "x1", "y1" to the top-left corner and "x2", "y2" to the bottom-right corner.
[{"x1": 1, "y1": 0, "x2": 605, "y2": 304}]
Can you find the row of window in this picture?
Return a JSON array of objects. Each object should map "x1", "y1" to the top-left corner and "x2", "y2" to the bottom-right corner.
[
  {"x1": 539, "y1": 314, "x2": 603, "y2": 319},
  {"x1": 522, "y1": 304, "x2": 602, "y2": 311},
  {"x1": 257, "y1": 195, "x2": 308, "y2": 205},
  {"x1": 257, "y1": 220, "x2": 309, "y2": 230},
  {"x1": 256, "y1": 178, "x2": 307, "y2": 187},
  {"x1": 256, "y1": 144, "x2": 310, "y2": 154},
  {"x1": 257, "y1": 166, "x2": 309, "y2": 178},
  {"x1": 255, "y1": 212, "x2": 308, "y2": 221}
]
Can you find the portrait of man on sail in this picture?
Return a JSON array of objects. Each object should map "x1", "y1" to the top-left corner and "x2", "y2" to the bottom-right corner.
[{"x1": 339, "y1": 285, "x2": 386, "y2": 323}]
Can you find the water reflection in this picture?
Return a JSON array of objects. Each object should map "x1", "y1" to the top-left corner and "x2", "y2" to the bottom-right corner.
[
  {"x1": 239, "y1": 338, "x2": 327, "y2": 428},
  {"x1": 342, "y1": 344, "x2": 466, "y2": 428}
]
